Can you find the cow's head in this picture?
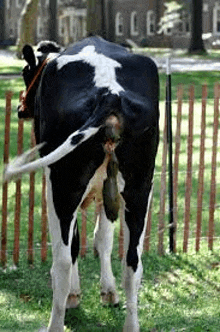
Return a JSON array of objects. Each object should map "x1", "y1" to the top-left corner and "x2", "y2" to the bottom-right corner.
[{"x1": 18, "y1": 41, "x2": 61, "y2": 119}]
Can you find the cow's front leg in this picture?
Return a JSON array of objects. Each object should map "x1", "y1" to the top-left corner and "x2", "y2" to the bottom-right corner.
[
  {"x1": 94, "y1": 204, "x2": 119, "y2": 305},
  {"x1": 122, "y1": 184, "x2": 153, "y2": 332}
]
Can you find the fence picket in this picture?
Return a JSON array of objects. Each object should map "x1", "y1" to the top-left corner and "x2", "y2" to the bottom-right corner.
[
  {"x1": 80, "y1": 209, "x2": 87, "y2": 257},
  {"x1": 195, "y1": 84, "x2": 207, "y2": 252},
  {"x1": 144, "y1": 187, "x2": 153, "y2": 252},
  {"x1": 41, "y1": 173, "x2": 47, "y2": 262},
  {"x1": 158, "y1": 111, "x2": 167, "y2": 255},
  {"x1": 1, "y1": 87, "x2": 220, "y2": 263},
  {"x1": 27, "y1": 126, "x2": 36, "y2": 264},
  {"x1": 13, "y1": 117, "x2": 24, "y2": 265},
  {"x1": 183, "y1": 85, "x2": 194, "y2": 253},
  {"x1": 1, "y1": 91, "x2": 13, "y2": 267},
  {"x1": 173, "y1": 84, "x2": 183, "y2": 253},
  {"x1": 208, "y1": 83, "x2": 220, "y2": 250}
]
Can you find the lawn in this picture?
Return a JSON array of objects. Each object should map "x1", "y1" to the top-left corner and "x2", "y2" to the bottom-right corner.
[{"x1": 0, "y1": 61, "x2": 220, "y2": 331}]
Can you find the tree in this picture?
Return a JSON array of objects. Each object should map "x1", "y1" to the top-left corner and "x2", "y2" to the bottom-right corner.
[
  {"x1": 48, "y1": 0, "x2": 57, "y2": 42},
  {"x1": 158, "y1": 1, "x2": 183, "y2": 35},
  {"x1": 188, "y1": 0, "x2": 206, "y2": 53},
  {"x1": 87, "y1": 0, "x2": 106, "y2": 38},
  {"x1": 16, "y1": 0, "x2": 40, "y2": 58}
]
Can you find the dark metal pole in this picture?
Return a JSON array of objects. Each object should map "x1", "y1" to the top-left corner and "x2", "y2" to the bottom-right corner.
[{"x1": 166, "y1": 58, "x2": 175, "y2": 253}]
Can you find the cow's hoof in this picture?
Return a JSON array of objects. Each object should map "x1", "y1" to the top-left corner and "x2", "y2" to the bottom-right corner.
[
  {"x1": 66, "y1": 294, "x2": 80, "y2": 309},
  {"x1": 101, "y1": 291, "x2": 119, "y2": 306}
]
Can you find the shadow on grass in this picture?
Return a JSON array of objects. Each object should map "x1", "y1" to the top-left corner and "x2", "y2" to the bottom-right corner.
[{"x1": 65, "y1": 305, "x2": 123, "y2": 332}]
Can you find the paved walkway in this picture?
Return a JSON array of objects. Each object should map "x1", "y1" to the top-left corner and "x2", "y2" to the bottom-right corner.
[
  {"x1": 1, "y1": 49, "x2": 220, "y2": 73},
  {"x1": 152, "y1": 56, "x2": 220, "y2": 72}
]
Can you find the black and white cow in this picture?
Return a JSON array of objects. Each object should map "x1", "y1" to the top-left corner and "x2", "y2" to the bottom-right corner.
[{"x1": 4, "y1": 36, "x2": 159, "y2": 332}]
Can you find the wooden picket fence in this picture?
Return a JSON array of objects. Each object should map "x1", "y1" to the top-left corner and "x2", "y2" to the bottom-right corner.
[{"x1": 1, "y1": 85, "x2": 219, "y2": 267}]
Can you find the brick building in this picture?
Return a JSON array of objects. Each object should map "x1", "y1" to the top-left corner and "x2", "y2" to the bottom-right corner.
[{"x1": 0, "y1": 0, "x2": 220, "y2": 48}]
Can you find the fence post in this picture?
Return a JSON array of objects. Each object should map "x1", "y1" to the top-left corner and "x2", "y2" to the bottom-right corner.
[
  {"x1": 166, "y1": 58, "x2": 175, "y2": 253},
  {"x1": 195, "y1": 84, "x2": 207, "y2": 252},
  {"x1": 1, "y1": 91, "x2": 13, "y2": 268},
  {"x1": 183, "y1": 85, "x2": 194, "y2": 253},
  {"x1": 208, "y1": 83, "x2": 220, "y2": 250}
]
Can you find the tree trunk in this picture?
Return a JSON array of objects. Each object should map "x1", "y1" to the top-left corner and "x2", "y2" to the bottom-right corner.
[
  {"x1": 49, "y1": 0, "x2": 57, "y2": 42},
  {"x1": 16, "y1": 0, "x2": 40, "y2": 58},
  {"x1": 87, "y1": 0, "x2": 106, "y2": 38},
  {"x1": 188, "y1": 0, "x2": 206, "y2": 53},
  {"x1": 0, "y1": 0, "x2": 5, "y2": 42}
]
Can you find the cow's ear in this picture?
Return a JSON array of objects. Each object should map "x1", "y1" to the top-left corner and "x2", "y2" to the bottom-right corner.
[{"x1": 22, "y1": 44, "x2": 36, "y2": 69}]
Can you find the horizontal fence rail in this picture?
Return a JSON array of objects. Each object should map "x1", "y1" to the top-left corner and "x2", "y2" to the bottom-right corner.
[{"x1": 0, "y1": 86, "x2": 219, "y2": 266}]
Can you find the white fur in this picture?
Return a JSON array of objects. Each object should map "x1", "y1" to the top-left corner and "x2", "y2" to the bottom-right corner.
[
  {"x1": 57, "y1": 46, "x2": 124, "y2": 95},
  {"x1": 93, "y1": 205, "x2": 119, "y2": 303}
]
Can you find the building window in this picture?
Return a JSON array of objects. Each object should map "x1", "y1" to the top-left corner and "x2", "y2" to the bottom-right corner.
[
  {"x1": 203, "y1": 3, "x2": 208, "y2": 12},
  {"x1": 37, "y1": 17, "x2": 43, "y2": 37},
  {"x1": 15, "y1": 0, "x2": 23, "y2": 8},
  {"x1": 213, "y1": 3, "x2": 220, "y2": 34},
  {"x1": 176, "y1": 11, "x2": 190, "y2": 34},
  {"x1": 6, "y1": 0, "x2": 11, "y2": 10},
  {"x1": 59, "y1": 17, "x2": 66, "y2": 37},
  {"x1": 115, "y1": 12, "x2": 123, "y2": 36},
  {"x1": 130, "y1": 11, "x2": 138, "y2": 36},
  {"x1": 9, "y1": 27, "x2": 14, "y2": 38},
  {"x1": 164, "y1": 26, "x2": 172, "y2": 35},
  {"x1": 146, "y1": 10, "x2": 155, "y2": 36}
]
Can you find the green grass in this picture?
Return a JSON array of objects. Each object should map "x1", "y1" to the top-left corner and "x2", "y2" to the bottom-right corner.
[
  {"x1": 159, "y1": 71, "x2": 220, "y2": 101},
  {"x1": 0, "y1": 58, "x2": 24, "y2": 75},
  {"x1": 0, "y1": 67, "x2": 219, "y2": 331},
  {"x1": 2, "y1": 250, "x2": 220, "y2": 331}
]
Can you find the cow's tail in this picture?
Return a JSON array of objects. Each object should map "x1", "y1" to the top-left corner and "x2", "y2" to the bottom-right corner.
[
  {"x1": 3, "y1": 126, "x2": 101, "y2": 183},
  {"x1": 3, "y1": 94, "x2": 123, "y2": 186}
]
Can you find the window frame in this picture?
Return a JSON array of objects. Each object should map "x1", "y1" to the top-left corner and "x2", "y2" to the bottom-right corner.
[
  {"x1": 115, "y1": 12, "x2": 124, "y2": 36},
  {"x1": 213, "y1": 3, "x2": 220, "y2": 35},
  {"x1": 146, "y1": 10, "x2": 155, "y2": 36},
  {"x1": 130, "y1": 11, "x2": 139, "y2": 36}
]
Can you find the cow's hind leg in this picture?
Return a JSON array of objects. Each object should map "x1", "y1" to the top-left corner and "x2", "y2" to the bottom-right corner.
[
  {"x1": 94, "y1": 204, "x2": 119, "y2": 306},
  {"x1": 122, "y1": 182, "x2": 153, "y2": 332},
  {"x1": 45, "y1": 167, "x2": 80, "y2": 332},
  {"x1": 66, "y1": 225, "x2": 81, "y2": 309}
]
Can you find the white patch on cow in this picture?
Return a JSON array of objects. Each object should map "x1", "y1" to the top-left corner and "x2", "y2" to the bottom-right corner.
[
  {"x1": 56, "y1": 45, "x2": 124, "y2": 95},
  {"x1": 118, "y1": 171, "x2": 125, "y2": 193},
  {"x1": 47, "y1": 52, "x2": 60, "y2": 62}
]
